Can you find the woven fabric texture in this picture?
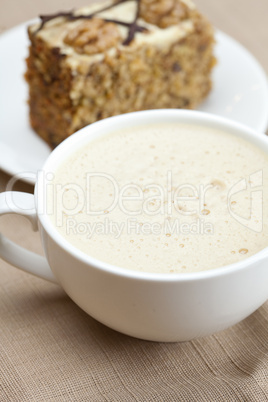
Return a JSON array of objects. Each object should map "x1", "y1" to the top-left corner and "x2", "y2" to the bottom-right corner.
[{"x1": 1, "y1": 0, "x2": 268, "y2": 399}]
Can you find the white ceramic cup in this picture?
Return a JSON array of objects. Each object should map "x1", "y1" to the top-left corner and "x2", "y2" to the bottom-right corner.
[{"x1": 1, "y1": 110, "x2": 268, "y2": 342}]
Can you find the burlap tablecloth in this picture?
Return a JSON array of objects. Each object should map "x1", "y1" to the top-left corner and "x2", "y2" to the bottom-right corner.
[{"x1": 1, "y1": 1, "x2": 268, "y2": 400}]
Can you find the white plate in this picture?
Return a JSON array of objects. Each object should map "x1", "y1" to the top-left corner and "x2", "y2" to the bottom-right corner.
[{"x1": 0, "y1": 22, "x2": 268, "y2": 185}]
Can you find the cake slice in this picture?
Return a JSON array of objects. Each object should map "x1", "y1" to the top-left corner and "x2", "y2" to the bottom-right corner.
[{"x1": 25, "y1": 0, "x2": 216, "y2": 147}]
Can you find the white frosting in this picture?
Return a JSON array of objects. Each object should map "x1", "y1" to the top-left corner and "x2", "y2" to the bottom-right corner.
[{"x1": 30, "y1": 0, "x2": 194, "y2": 71}]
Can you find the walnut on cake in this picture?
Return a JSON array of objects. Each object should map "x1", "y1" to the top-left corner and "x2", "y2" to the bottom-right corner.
[{"x1": 25, "y1": 0, "x2": 216, "y2": 147}]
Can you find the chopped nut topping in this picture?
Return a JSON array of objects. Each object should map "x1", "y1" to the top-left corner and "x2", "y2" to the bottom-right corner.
[
  {"x1": 140, "y1": 0, "x2": 192, "y2": 28},
  {"x1": 64, "y1": 18, "x2": 121, "y2": 55}
]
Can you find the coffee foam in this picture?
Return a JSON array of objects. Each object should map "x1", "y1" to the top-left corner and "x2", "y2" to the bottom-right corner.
[{"x1": 49, "y1": 123, "x2": 268, "y2": 273}]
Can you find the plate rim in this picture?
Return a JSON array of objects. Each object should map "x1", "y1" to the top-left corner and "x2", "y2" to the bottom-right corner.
[{"x1": 214, "y1": 30, "x2": 268, "y2": 134}]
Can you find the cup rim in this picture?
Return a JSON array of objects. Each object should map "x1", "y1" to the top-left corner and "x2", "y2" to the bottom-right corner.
[{"x1": 36, "y1": 109, "x2": 268, "y2": 282}]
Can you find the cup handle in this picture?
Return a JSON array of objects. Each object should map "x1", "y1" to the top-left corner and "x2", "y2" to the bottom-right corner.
[{"x1": 0, "y1": 191, "x2": 57, "y2": 283}]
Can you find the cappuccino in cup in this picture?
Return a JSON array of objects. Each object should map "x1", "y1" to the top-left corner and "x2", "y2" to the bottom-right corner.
[{"x1": 49, "y1": 123, "x2": 268, "y2": 273}]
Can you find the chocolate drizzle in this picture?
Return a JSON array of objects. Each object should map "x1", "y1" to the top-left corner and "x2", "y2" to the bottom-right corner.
[
  {"x1": 35, "y1": 0, "x2": 147, "y2": 45},
  {"x1": 123, "y1": 0, "x2": 141, "y2": 45}
]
